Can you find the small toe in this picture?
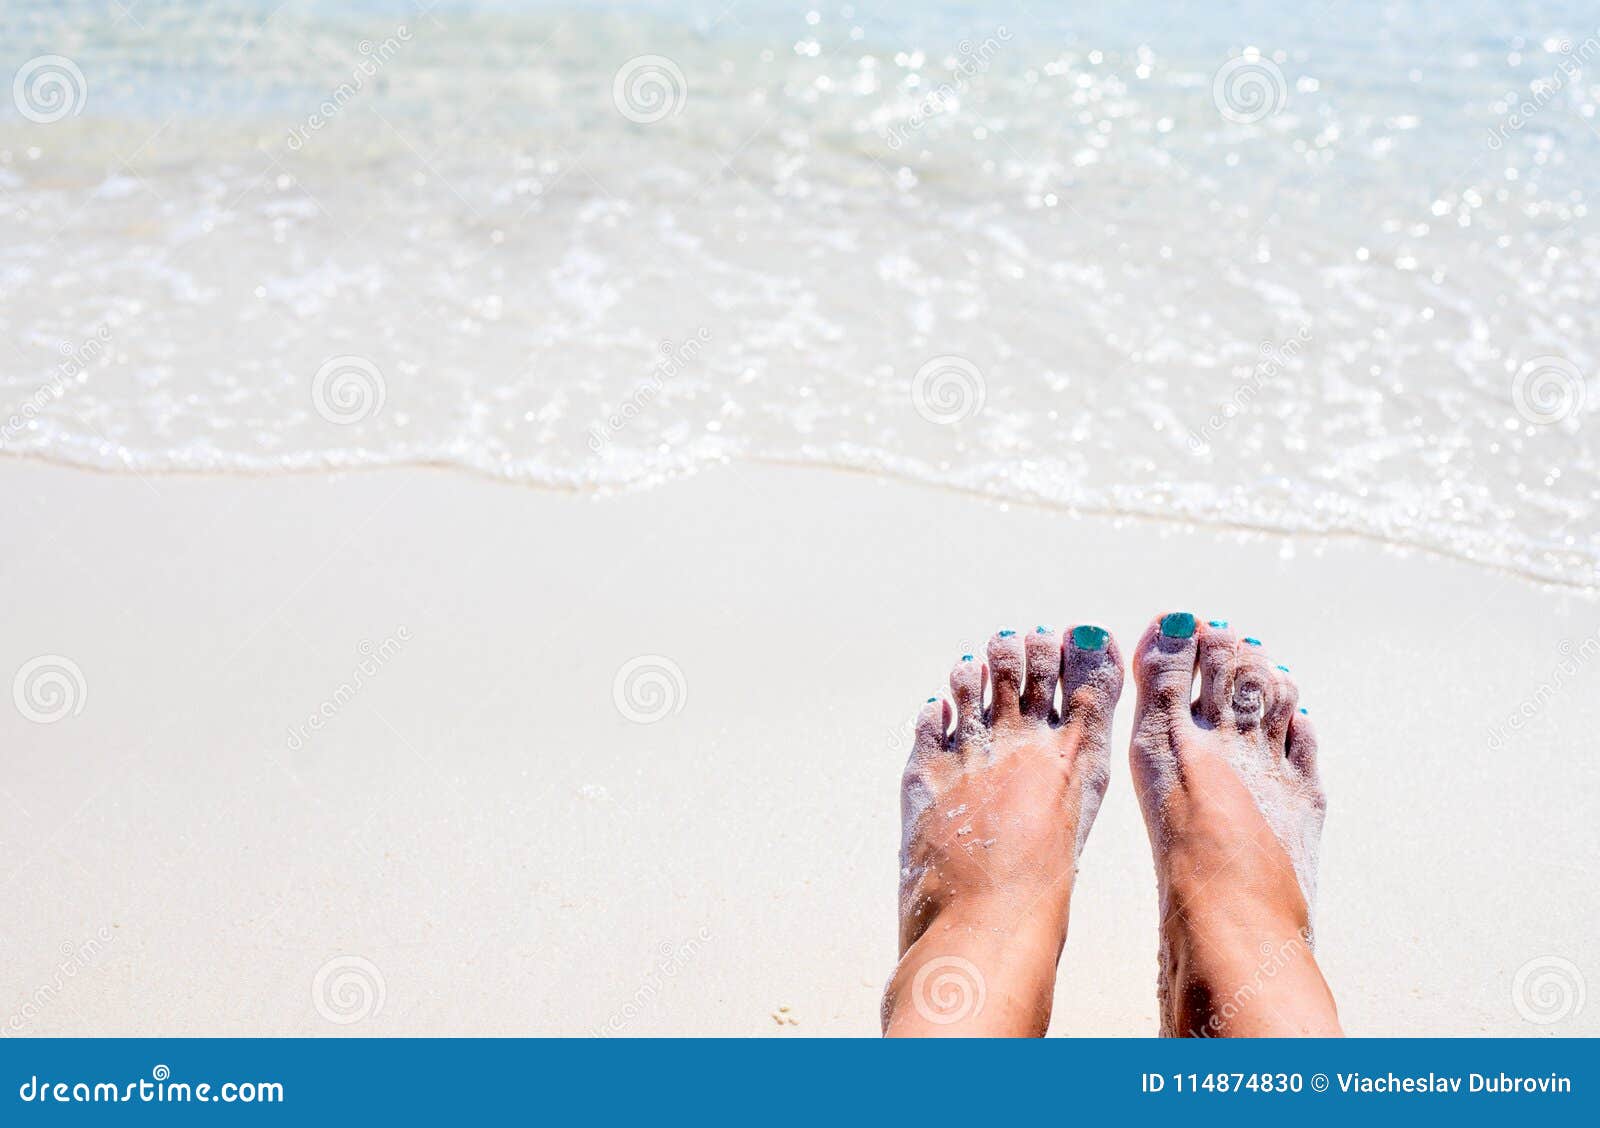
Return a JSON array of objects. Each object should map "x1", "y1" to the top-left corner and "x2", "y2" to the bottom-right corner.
[
  {"x1": 1061, "y1": 623, "x2": 1124, "y2": 727},
  {"x1": 1133, "y1": 611, "x2": 1201, "y2": 725},
  {"x1": 1020, "y1": 626, "x2": 1062, "y2": 720},
  {"x1": 1195, "y1": 621, "x2": 1239, "y2": 726},
  {"x1": 1264, "y1": 664, "x2": 1300, "y2": 747},
  {"x1": 912, "y1": 697, "x2": 951, "y2": 761},
  {"x1": 985, "y1": 629, "x2": 1026, "y2": 726},
  {"x1": 948, "y1": 654, "x2": 987, "y2": 737},
  {"x1": 1286, "y1": 707, "x2": 1319, "y2": 778}
]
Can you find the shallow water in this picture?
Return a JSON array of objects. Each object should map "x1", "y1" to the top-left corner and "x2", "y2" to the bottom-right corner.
[{"x1": 2, "y1": 0, "x2": 1596, "y2": 586}]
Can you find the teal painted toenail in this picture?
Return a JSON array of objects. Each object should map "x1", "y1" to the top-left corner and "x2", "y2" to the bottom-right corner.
[
  {"x1": 1244, "y1": 637, "x2": 1262, "y2": 646},
  {"x1": 1036, "y1": 625, "x2": 1049, "y2": 634},
  {"x1": 1071, "y1": 625, "x2": 1109, "y2": 651},
  {"x1": 1209, "y1": 620, "x2": 1228, "y2": 628},
  {"x1": 998, "y1": 629, "x2": 1016, "y2": 638},
  {"x1": 961, "y1": 654, "x2": 973, "y2": 662},
  {"x1": 1277, "y1": 664, "x2": 1290, "y2": 672},
  {"x1": 1159, "y1": 612, "x2": 1196, "y2": 640},
  {"x1": 927, "y1": 697, "x2": 938, "y2": 704},
  {"x1": 1299, "y1": 707, "x2": 1308, "y2": 715}
]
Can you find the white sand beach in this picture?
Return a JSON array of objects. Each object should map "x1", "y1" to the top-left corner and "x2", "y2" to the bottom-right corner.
[{"x1": 3, "y1": 458, "x2": 1595, "y2": 1036}]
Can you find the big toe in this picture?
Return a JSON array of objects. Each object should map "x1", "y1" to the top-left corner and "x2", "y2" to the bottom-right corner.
[
  {"x1": 1133, "y1": 611, "x2": 1201, "y2": 730},
  {"x1": 1060, "y1": 623, "x2": 1124, "y2": 733}
]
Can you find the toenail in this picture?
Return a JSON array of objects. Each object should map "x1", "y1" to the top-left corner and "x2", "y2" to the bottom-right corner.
[
  {"x1": 1035, "y1": 625, "x2": 1049, "y2": 634},
  {"x1": 998, "y1": 629, "x2": 1016, "y2": 638},
  {"x1": 1244, "y1": 637, "x2": 1262, "y2": 646},
  {"x1": 1159, "y1": 612, "x2": 1196, "y2": 639},
  {"x1": 961, "y1": 653, "x2": 973, "y2": 661},
  {"x1": 1276, "y1": 664, "x2": 1290, "y2": 672},
  {"x1": 1071, "y1": 624, "x2": 1109, "y2": 651},
  {"x1": 1299, "y1": 707, "x2": 1308, "y2": 715},
  {"x1": 927, "y1": 697, "x2": 938, "y2": 704},
  {"x1": 1208, "y1": 620, "x2": 1228, "y2": 628}
]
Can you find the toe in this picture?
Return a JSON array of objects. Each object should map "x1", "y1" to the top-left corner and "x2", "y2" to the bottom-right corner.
[
  {"x1": 912, "y1": 696, "x2": 951, "y2": 761},
  {"x1": 1195, "y1": 620, "x2": 1239, "y2": 726},
  {"x1": 948, "y1": 653, "x2": 987, "y2": 738},
  {"x1": 1264, "y1": 662, "x2": 1300, "y2": 748},
  {"x1": 1020, "y1": 626, "x2": 1062, "y2": 720},
  {"x1": 1286, "y1": 707, "x2": 1318, "y2": 779},
  {"x1": 985, "y1": 629, "x2": 1026, "y2": 726},
  {"x1": 1061, "y1": 623, "x2": 1124, "y2": 728},
  {"x1": 1132, "y1": 611, "x2": 1201, "y2": 724}
]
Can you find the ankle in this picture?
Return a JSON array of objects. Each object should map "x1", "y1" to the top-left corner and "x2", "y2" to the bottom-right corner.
[
  {"x1": 883, "y1": 900, "x2": 1069, "y2": 1037},
  {"x1": 1160, "y1": 915, "x2": 1341, "y2": 1037}
]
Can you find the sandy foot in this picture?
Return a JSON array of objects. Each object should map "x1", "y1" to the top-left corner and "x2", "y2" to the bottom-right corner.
[
  {"x1": 883, "y1": 625, "x2": 1123, "y2": 1036},
  {"x1": 1129, "y1": 612, "x2": 1341, "y2": 1037}
]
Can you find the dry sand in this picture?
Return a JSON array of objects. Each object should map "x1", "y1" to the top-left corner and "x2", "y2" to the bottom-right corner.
[{"x1": 2, "y1": 458, "x2": 1596, "y2": 1035}]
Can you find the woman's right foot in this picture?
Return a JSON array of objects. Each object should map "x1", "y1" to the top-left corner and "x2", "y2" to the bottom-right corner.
[{"x1": 1129, "y1": 612, "x2": 1342, "y2": 1037}]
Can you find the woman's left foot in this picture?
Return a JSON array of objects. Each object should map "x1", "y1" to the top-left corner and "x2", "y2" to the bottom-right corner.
[{"x1": 882, "y1": 625, "x2": 1124, "y2": 1036}]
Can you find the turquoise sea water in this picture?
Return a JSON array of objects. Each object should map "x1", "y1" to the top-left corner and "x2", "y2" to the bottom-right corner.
[{"x1": 1, "y1": 1, "x2": 1596, "y2": 585}]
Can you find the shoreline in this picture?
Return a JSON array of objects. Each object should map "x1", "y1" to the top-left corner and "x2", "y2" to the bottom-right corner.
[{"x1": 4, "y1": 451, "x2": 1594, "y2": 596}]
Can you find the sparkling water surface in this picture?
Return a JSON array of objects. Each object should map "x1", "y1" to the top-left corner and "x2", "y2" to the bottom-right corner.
[{"x1": 1, "y1": 1, "x2": 1596, "y2": 585}]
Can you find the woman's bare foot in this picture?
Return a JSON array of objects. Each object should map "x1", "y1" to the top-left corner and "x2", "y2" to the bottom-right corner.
[
  {"x1": 882, "y1": 626, "x2": 1124, "y2": 1036},
  {"x1": 1129, "y1": 612, "x2": 1341, "y2": 1037}
]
